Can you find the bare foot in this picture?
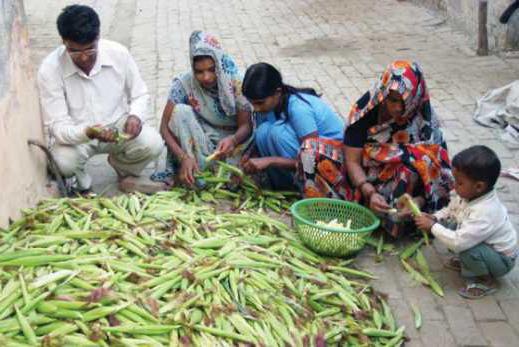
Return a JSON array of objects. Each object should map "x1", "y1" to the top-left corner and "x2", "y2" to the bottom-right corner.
[
  {"x1": 107, "y1": 155, "x2": 126, "y2": 178},
  {"x1": 118, "y1": 176, "x2": 168, "y2": 194},
  {"x1": 107, "y1": 155, "x2": 169, "y2": 193},
  {"x1": 445, "y1": 256, "x2": 461, "y2": 272}
]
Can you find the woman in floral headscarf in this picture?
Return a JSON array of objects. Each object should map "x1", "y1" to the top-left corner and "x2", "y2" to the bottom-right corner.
[
  {"x1": 343, "y1": 60, "x2": 453, "y2": 236},
  {"x1": 152, "y1": 31, "x2": 252, "y2": 186}
]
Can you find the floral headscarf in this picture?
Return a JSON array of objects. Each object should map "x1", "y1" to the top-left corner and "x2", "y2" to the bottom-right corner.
[
  {"x1": 348, "y1": 60, "x2": 440, "y2": 144},
  {"x1": 183, "y1": 30, "x2": 249, "y2": 119}
]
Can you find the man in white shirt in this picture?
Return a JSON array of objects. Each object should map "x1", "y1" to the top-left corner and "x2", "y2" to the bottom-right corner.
[{"x1": 38, "y1": 5, "x2": 164, "y2": 193}]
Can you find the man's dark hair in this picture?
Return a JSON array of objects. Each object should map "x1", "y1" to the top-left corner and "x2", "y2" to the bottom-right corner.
[
  {"x1": 452, "y1": 145, "x2": 501, "y2": 189},
  {"x1": 57, "y1": 5, "x2": 100, "y2": 44}
]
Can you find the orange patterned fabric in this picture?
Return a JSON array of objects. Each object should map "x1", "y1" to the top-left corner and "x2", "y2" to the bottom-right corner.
[
  {"x1": 297, "y1": 138, "x2": 347, "y2": 199},
  {"x1": 343, "y1": 61, "x2": 454, "y2": 236}
]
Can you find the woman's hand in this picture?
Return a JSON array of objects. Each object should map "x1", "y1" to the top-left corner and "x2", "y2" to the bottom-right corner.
[
  {"x1": 215, "y1": 136, "x2": 236, "y2": 158},
  {"x1": 179, "y1": 157, "x2": 199, "y2": 186},
  {"x1": 369, "y1": 193, "x2": 391, "y2": 214},
  {"x1": 242, "y1": 158, "x2": 271, "y2": 174}
]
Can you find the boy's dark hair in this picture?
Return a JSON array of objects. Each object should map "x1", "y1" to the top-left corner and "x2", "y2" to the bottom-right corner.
[
  {"x1": 452, "y1": 145, "x2": 501, "y2": 189},
  {"x1": 57, "y1": 5, "x2": 100, "y2": 44}
]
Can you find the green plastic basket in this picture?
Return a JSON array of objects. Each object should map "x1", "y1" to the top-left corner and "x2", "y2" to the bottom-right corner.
[{"x1": 290, "y1": 198, "x2": 380, "y2": 257}]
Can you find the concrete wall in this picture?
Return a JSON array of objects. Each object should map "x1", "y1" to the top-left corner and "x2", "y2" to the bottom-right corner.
[
  {"x1": 0, "y1": 0, "x2": 48, "y2": 227},
  {"x1": 412, "y1": 0, "x2": 518, "y2": 51}
]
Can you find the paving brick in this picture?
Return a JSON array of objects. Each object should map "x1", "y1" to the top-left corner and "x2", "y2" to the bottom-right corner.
[
  {"x1": 506, "y1": 266, "x2": 519, "y2": 289},
  {"x1": 467, "y1": 297, "x2": 506, "y2": 322},
  {"x1": 498, "y1": 300, "x2": 519, "y2": 336},
  {"x1": 388, "y1": 298, "x2": 421, "y2": 339},
  {"x1": 356, "y1": 254, "x2": 404, "y2": 299},
  {"x1": 432, "y1": 270, "x2": 468, "y2": 307},
  {"x1": 422, "y1": 246, "x2": 445, "y2": 272},
  {"x1": 483, "y1": 141, "x2": 517, "y2": 160},
  {"x1": 408, "y1": 295, "x2": 445, "y2": 323},
  {"x1": 444, "y1": 305, "x2": 489, "y2": 346},
  {"x1": 433, "y1": 239, "x2": 453, "y2": 256},
  {"x1": 406, "y1": 339, "x2": 425, "y2": 347},
  {"x1": 479, "y1": 322, "x2": 519, "y2": 347},
  {"x1": 419, "y1": 320, "x2": 457, "y2": 347},
  {"x1": 493, "y1": 278, "x2": 519, "y2": 301},
  {"x1": 442, "y1": 127, "x2": 460, "y2": 142}
]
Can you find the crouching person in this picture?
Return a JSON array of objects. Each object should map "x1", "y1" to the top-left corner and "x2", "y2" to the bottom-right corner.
[
  {"x1": 415, "y1": 145, "x2": 518, "y2": 299},
  {"x1": 37, "y1": 5, "x2": 164, "y2": 194}
]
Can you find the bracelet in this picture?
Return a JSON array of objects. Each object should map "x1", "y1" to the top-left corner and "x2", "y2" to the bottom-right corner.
[
  {"x1": 358, "y1": 181, "x2": 375, "y2": 200},
  {"x1": 357, "y1": 180, "x2": 371, "y2": 193},
  {"x1": 231, "y1": 135, "x2": 238, "y2": 146},
  {"x1": 356, "y1": 180, "x2": 368, "y2": 189},
  {"x1": 179, "y1": 152, "x2": 189, "y2": 161},
  {"x1": 365, "y1": 189, "x2": 376, "y2": 201}
]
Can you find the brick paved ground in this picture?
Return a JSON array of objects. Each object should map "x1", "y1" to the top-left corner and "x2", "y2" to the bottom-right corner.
[{"x1": 25, "y1": 0, "x2": 519, "y2": 345}]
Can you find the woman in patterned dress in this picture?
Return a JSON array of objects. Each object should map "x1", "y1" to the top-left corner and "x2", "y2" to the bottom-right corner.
[
  {"x1": 342, "y1": 60, "x2": 453, "y2": 236},
  {"x1": 152, "y1": 31, "x2": 252, "y2": 186}
]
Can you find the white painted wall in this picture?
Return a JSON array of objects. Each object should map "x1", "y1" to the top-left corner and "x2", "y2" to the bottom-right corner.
[{"x1": 0, "y1": 0, "x2": 48, "y2": 227}]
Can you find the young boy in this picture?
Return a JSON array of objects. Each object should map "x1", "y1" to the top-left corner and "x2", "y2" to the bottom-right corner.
[{"x1": 415, "y1": 145, "x2": 518, "y2": 299}]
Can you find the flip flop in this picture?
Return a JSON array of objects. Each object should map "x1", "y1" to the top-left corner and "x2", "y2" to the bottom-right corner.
[
  {"x1": 458, "y1": 282, "x2": 497, "y2": 299},
  {"x1": 150, "y1": 169, "x2": 174, "y2": 183},
  {"x1": 444, "y1": 257, "x2": 461, "y2": 272}
]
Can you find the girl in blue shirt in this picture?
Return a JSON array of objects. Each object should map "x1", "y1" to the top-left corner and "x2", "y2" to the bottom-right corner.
[{"x1": 241, "y1": 62, "x2": 345, "y2": 190}]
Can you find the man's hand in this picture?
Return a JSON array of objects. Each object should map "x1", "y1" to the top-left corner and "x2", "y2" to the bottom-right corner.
[
  {"x1": 179, "y1": 156, "x2": 199, "y2": 186},
  {"x1": 215, "y1": 136, "x2": 237, "y2": 158},
  {"x1": 369, "y1": 193, "x2": 391, "y2": 214},
  {"x1": 86, "y1": 126, "x2": 117, "y2": 143},
  {"x1": 414, "y1": 214, "x2": 436, "y2": 232},
  {"x1": 124, "y1": 115, "x2": 142, "y2": 139},
  {"x1": 242, "y1": 157, "x2": 271, "y2": 174}
]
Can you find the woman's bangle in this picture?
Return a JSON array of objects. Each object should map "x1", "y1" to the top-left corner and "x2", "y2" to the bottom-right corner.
[
  {"x1": 231, "y1": 135, "x2": 238, "y2": 146},
  {"x1": 179, "y1": 152, "x2": 189, "y2": 162},
  {"x1": 358, "y1": 181, "x2": 375, "y2": 200},
  {"x1": 356, "y1": 180, "x2": 368, "y2": 189},
  {"x1": 357, "y1": 180, "x2": 371, "y2": 193}
]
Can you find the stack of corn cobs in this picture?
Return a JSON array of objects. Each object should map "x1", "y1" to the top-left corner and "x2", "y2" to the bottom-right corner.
[
  {"x1": 0, "y1": 163, "x2": 408, "y2": 346},
  {"x1": 192, "y1": 160, "x2": 297, "y2": 213}
]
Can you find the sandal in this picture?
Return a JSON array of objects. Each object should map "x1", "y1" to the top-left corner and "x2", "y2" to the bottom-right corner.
[
  {"x1": 445, "y1": 257, "x2": 461, "y2": 272},
  {"x1": 458, "y1": 282, "x2": 497, "y2": 299},
  {"x1": 150, "y1": 169, "x2": 174, "y2": 184}
]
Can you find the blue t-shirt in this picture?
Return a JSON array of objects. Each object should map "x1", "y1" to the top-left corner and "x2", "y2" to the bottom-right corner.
[{"x1": 256, "y1": 93, "x2": 345, "y2": 141}]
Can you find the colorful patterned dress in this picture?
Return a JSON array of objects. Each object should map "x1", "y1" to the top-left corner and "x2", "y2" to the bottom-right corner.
[
  {"x1": 151, "y1": 31, "x2": 251, "y2": 182},
  {"x1": 298, "y1": 61, "x2": 454, "y2": 236}
]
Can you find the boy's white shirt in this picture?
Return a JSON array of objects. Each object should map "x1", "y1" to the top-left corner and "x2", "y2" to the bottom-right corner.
[{"x1": 432, "y1": 190, "x2": 518, "y2": 256}]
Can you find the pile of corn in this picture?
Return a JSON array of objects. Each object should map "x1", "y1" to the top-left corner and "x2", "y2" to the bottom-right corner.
[
  {"x1": 0, "y1": 191, "x2": 405, "y2": 346},
  {"x1": 192, "y1": 161, "x2": 298, "y2": 213}
]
